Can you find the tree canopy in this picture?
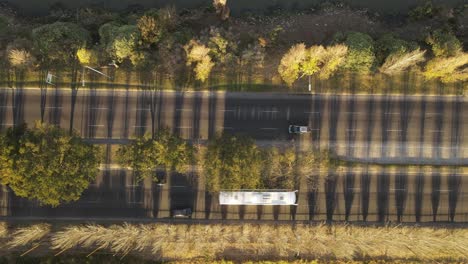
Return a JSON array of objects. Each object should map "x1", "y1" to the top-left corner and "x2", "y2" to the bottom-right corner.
[
  {"x1": 203, "y1": 134, "x2": 263, "y2": 192},
  {"x1": 0, "y1": 123, "x2": 101, "y2": 207},
  {"x1": 32, "y1": 22, "x2": 90, "y2": 66},
  {"x1": 342, "y1": 32, "x2": 376, "y2": 73},
  {"x1": 116, "y1": 129, "x2": 195, "y2": 182},
  {"x1": 426, "y1": 29, "x2": 462, "y2": 57}
]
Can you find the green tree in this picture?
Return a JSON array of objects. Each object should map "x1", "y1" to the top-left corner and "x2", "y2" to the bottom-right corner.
[
  {"x1": 426, "y1": 29, "x2": 462, "y2": 57},
  {"x1": 342, "y1": 32, "x2": 376, "y2": 73},
  {"x1": 116, "y1": 130, "x2": 194, "y2": 183},
  {"x1": 32, "y1": 22, "x2": 90, "y2": 66},
  {"x1": 203, "y1": 134, "x2": 262, "y2": 192},
  {"x1": 0, "y1": 122, "x2": 101, "y2": 207}
]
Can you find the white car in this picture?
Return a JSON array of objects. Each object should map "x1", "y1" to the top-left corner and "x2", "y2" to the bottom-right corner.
[{"x1": 288, "y1": 125, "x2": 310, "y2": 134}]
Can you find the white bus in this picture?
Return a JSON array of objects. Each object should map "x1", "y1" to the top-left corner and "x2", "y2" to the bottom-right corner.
[{"x1": 219, "y1": 190, "x2": 298, "y2": 205}]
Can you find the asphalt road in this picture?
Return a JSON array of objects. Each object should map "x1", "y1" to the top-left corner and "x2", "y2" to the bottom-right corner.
[{"x1": 0, "y1": 87, "x2": 467, "y2": 222}]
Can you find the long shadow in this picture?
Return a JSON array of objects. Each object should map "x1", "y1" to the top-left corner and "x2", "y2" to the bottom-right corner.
[
  {"x1": 398, "y1": 93, "x2": 413, "y2": 158},
  {"x1": 328, "y1": 96, "x2": 341, "y2": 153},
  {"x1": 364, "y1": 95, "x2": 375, "y2": 159},
  {"x1": 256, "y1": 205, "x2": 263, "y2": 220},
  {"x1": 360, "y1": 169, "x2": 371, "y2": 221},
  {"x1": 377, "y1": 170, "x2": 390, "y2": 222},
  {"x1": 431, "y1": 172, "x2": 441, "y2": 221},
  {"x1": 448, "y1": 171, "x2": 461, "y2": 222},
  {"x1": 204, "y1": 192, "x2": 213, "y2": 219},
  {"x1": 207, "y1": 92, "x2": 218, "y2": 139},
  {"x1": 0, "y1": 89, "x2": 7, "y2": 130},
  {"x1": 273, "y1": 205, "x2": 280, "y2": 221},
  {"x1": 307, "y1": 188, "x2": 318, "y2": 220},
  {"x1": 432, "y1": 96, "x2": 444, "y2": 160},
  {"x1": 85, "y1": 89, "x2": 99, "y2": 138},
  {"x1": 12, "y1": 83, "x2": 25, "y2": 127},
  {"x1": 192, "y1": 92, "x2": 202, "y2": 139},
  {"x1": 49, "y1": 87, "x2": 63, "y2": 126},
  {"x1": 311, "y1": 93, "x2": 324, "y2": 143},
  {"x1": 345, "y1": 76, "x2": 357, "y2": 157},
  {"x1": 221, "y1": 205, "x2": 228, "y2": 220},
  {"x1": 325, "y1": 174, "x2": 337, "y2": 222},
  {"x1": 450, "y1": 97, "x2": 462, "y2": 159},
  {"x1": 343, "y1": 171, "x2": 355, "y2": 221},
  {"x1": 106, "y1": 89, "x2": 116, "y2": 139},
  {"x1": 414, "y1": 171, "x2": 424, "y2": 222},
  {"x1": 380, "y1": 95, "x2": 392, "y2": 159},
  {"x1": 135, "y1": 90, "x2": 149, "y2": 137},
  {"x1": 394, "y1": 170, "x2": 408, "y2": 222},
  {"x1": 418, "y1": 95, "x2": 427, "y2": 158},
  {"x1": 170, "y1": 171, "x2": 195, "y2": 216},
  {"x1": 172, "y1": 92, "x2": 185, "y2": 137}
]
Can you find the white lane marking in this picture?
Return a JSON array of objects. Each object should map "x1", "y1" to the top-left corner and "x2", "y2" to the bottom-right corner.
[
  {"x1": 260, "y1": 127, "x2": 278, "y2": 130},
  {"x1": 384, "y1": 112, "x2": 400, "y2": 115},
  {"x1": 177, "y1": 126, "x2": 192, "y2": 129},
  {"x1": 0, "y1": 105, "x2": 13, "y2": 108},
  {"x1": 45, "y1": 106, "x2": 62, "y2": 109},
  {"x1": 133, "y1": 125, "x2": 147, "y2": 128},
  {"x1": 90, "y1": 107, "x2": 108, "y2": 110},
  {"x1": 286, "y1": 107, "x2": 290, "y2": 120},
  {"x1": 346, "y1": 129, "x2": 361, "y2": 131},
  {"x1": 387, "y1": 129, "x2": 402, "y2": 131},
  {"x1": 0, "y1": 123, "x2": 13, "y2": 126},
  {"x1": 390, "y1": 188, "x2": 407, "y2": 191},
  {"x1": 221, "y1": 126, "x2": 233, "y2": 130},
  {"x1": 136, "y1": 108, "x2": 150, "y2": 111},
  {"x1": 260, "y1": 110, "x2": 279, "y2": 113},
  {"x1": 309, "y1": 128, "x2": 320, "y2": 131},
  {"x1": 304, "y1": 111, "x2": 319, "y2": 114},
  {"x1": 220, "y1": 109, "x2": 235, "y2": 112},
  {"x1": 88, "y1": 124, "x2": 104, "y2": 127},
  {"x1": 176, "y1": 108, "x2": 191, "y2": 111},
  {"x1": 426, "y1": 112, "x2": 442, "y2": 116},
  {"x1": 345, "y1": 112, "x2": 363, "y2": 114}
]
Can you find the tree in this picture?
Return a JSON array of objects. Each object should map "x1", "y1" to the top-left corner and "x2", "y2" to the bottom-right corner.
[
  {"x1": 278, "y1": 43, "x2": 306, "y2": 86},
  {"x1": 342, "y1": 32, "x2": 376, "y2": 73},
  {"x1": 213, "y1": 0, "x2": 230, "y2": 20},
  {"x1": 203, "y1": 134, "x2": 262, "y2": 192},
  {"x1": 0, "y1": 122, "x2": 101, "y2": 207},
  {"x1": 116, "y1": 130, "x2": 194, "y2": 183},
  {"x1": 76, "y1": 48, "x2": 98, "y2": 66},
  {"x1": 379, "y1": 49, "x2": 426, "y2": 75},
  {"x1": 426, "y1": 29, "x2": 462, "y2": 57},
  {"x1": 375, "y1": 34, "x2": 415, "y2": 63},
  {"x1": 7, "y1": 49, "x2": 36, "y2": 69},
  {"x1": 319, "y1": 44, "x2": 348, "y2": 80},
  {"x1": 110, "y1": 25, "x2": 141, "y2": 64},
  {"x1": 137, "y1": 15, "x2": 164, "y2": 46},
  {"x1": 32, "y1": 22, "x2": 90, "y2": 66},
  {"x1": 423, "y1": 53, "x2": 468, "y2": 83},
  {"x1": 184, "y1": 40, "x2": 215, "y2": 82},
  {"x1": 262, "y1": 147, "x2": 296, "y2": 189}
]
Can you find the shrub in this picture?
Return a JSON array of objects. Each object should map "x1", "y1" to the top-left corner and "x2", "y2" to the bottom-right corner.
[
  {"x1": 426, "y1": 29, "x2": 462, "y2": 57},
  {"x1": 343, "y1": 32, "x2": 376, "y2": 73}
]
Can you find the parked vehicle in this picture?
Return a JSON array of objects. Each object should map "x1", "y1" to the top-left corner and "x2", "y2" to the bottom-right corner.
[
  {"x1": 172, "y1": 208, "x2": 192, "y2": 218},
  {"x1": 288, "y1": 125, "x2": 310, "y2": 134}
]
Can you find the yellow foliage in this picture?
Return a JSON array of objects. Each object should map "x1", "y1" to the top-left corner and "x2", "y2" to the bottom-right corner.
[
  {"x1": 424, "y1": 52, "x2": 468, "y2": 83},
  {"x1": 76, "y1": 48, "x2": 96, "y2": 65},
  {"x1": 319, "y1": 44, "x2": 348, "y2": 80},
  {"x1": 278, "y1": 43, "x2": 306, "y2": 86}
]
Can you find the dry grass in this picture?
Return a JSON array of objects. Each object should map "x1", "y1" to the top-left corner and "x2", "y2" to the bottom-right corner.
[
  {"x1": 7, "y1": 223, "x2": 51, "y2": 248},
  {"x1": 0, "y1": 222, "x2": 7, "y2": 238},
  {"x1": 46, "y1": 223, "x2": 468, "y2": 262}
]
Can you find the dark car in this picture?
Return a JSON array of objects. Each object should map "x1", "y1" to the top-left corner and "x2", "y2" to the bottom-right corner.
[{"x1": 172, "y1": 208, "x2": 192, "y2": 218}]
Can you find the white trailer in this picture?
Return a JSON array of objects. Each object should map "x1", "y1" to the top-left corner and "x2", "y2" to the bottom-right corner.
[{"x1": 219, "y1": 190, "x2": 298, "y2": 205}]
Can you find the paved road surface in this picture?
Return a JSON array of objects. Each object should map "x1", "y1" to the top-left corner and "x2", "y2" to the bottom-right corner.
[{"x1": 0, "y1": 87, "x2": 467, "y2": 222}]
